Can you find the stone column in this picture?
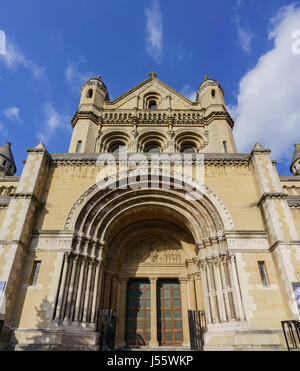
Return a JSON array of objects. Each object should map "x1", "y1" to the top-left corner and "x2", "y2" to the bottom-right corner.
[
  {"x1": 89, "y1": 261, "x2": 101, "y2": 327},
  {"x1": 82, "y1": 259, "x2": 93, "y2": 324},
  {"x1": 213, "y1": 258, "x2": 227, "y2": 322},
  {"x1": 64, "y1": 255, "x2": 79, "y2": 322},
  {"x1": 73, "y1": 257, "x2": 86, "y2": 323},
  {"x1": 206, "y1": 260, "x2": 219, "y2": 323},
  {"x1": 115, "y1": 278, "x2": 128, "y2": 348},
  {"x1": 228, "y1": 255, "x2": 245, "y2": 321},
  {"x1": 53, "y1": 253, "x2": 69, "y2": 322},
  {"x1": 219, "y1": 257, "x2": 231, "y2": 321},
  {"x1": 187, "y1": 274, "x2": 197, "y2": 310},
  {"x1": 194, "y1": 272, "x2": 203, "y2": 311},
  {"x1": 95, "y1": 263, "x2": 104, "y2": 314},
  {"x1": 179, "y1": 279, "x2": 190, "y2": 347},
  {"x1": 149, "y1": 277, "x2": 158, "y2": 347},
  {"x1": 199, "y1": 262, "x2": 211, "y2": 323},
  {"x1": 103, "y1": 273, "x2": 112, "y2": 309},
  {"x1": 109, "y1": 276, "x2": 117, "y2": 309}
]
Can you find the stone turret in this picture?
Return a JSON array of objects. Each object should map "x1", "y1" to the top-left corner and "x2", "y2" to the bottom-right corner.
[
  {"x1": 196, "y1": 76, "x2": 237, "y2": 153},
  {"x1": 78, "y1": 75, "x2": 109, "y2": 112},
  {"x1": 290, "y1": 142, "x2": 300, "y2": 176},
  {"x1": 196, "y1": 76, "x2": 225, "y2": 109},
  {"x1": 0, "y1": 142, "x2": 16, "y2": 176},
  {"x1": 69, "y1": 75, "x2": 109, "y2": 153}
]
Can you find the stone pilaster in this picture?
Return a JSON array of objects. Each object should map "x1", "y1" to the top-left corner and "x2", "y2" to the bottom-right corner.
[
  {"x1": 251, "y1": 143, "x2": 300, "y2": 319},
  {"x1": 149, "y1": 277, "x2": 158, "y2": 347},
  {"x1": 0, "y1": 142, "x2": 50, "y2": 327}
]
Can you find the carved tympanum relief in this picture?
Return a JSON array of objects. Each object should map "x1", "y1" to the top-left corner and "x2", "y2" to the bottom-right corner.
[{"x1": 123, "y1": 237, "x2": 184, "y2": 264}]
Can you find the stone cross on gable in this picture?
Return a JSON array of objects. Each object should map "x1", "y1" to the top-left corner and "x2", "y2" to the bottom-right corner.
[{"x1": 148, "y1": 71, "x2": 157, "y2": 78}]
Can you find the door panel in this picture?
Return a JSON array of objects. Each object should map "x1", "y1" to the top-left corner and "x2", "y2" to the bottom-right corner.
[
  {"x1": 157, "y1": 279, "x2": 182, "y2": 345},
  {"x1": 125, "y1": 279, "x2": 151, "y2": 346}
]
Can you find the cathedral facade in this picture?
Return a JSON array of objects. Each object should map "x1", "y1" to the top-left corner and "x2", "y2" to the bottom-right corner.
[{"x1": 0, "y1": 72, "x2": 299, "y2": 351}]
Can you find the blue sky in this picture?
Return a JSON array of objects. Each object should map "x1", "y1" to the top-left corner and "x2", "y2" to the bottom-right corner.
[{"x1": 0, "y1": 0, "x2": 300, "y2": 175}]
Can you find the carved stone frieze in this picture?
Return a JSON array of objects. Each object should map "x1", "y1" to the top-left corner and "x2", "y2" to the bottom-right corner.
[{"x1": 122, "y1": 237, "x2": 184, "y2": 264}]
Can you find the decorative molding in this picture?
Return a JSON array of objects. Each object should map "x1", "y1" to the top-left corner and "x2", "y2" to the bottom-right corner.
[
  {"x1": 122, "y1": 237, "x2": 184, "y2": 264},
  {"x1": 269, "y1": 240, "x2": 300, "y2": 253},
  {"x1": 287, "y1": 195, "x2": 300, "y2": 208},
  {"x1": 0, "y1": 176, "x2": 20, "y2": 182},
  {"x1": 280, "y1": 176, "x2": 300, "y2": 182},
  {"x1": 50, "y1": 152, "x2": 251, "y2": 166},
  {"x1": 257, "y1": 192, "x2": 288, "y2": 208},
  {"x1": 0, "y1": 195, "x2": 10, "y2": 207}
]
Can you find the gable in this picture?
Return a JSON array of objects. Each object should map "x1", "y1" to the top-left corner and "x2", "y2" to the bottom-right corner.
[{"x1": 105, "y1": 76, "x2": 195, "y2": 110}]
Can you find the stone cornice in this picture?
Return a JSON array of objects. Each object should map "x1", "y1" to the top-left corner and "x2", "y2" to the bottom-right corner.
[
  {"x1": 0, "y1": 176, "x2": 20, "y2": 182},
  {"x1": 280, "y1": 176, "x2": 300, "y2": 182},
  {"x1": 10, "y1": 192, "x2": 44, "y2": 208},
  {"x1": 287, "y1": 195, "x2": 300, "y2": 208},
  {"x1": 223, "y1": 230, "x2": 267, "y2": 238},
  {"x1": 0, "y1": 239, "x2": 27, "y2": 248},
  {"x1": 269, "y1": 240, "x2": 300, "y2": 253},
  {"x1": 257, "y1": 192, "x2": 288, "y2": 208},
  {"x1": 71, "y1": 110, "x2": 99, "y2": 127},
  {"x1": 70, "y1": 109, "x2": 234, "y2": 128},
  {"x1": 49, "y1": 152, "x2": 251, "y2": 166}
]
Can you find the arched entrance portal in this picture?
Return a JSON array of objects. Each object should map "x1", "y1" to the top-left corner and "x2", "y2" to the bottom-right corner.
[
  {"x1": 102, "y1": 208, "x2": 200, "y2": 348},
  {"x1": 53, "y1": 175, "x2": 244, "y2": 349}
]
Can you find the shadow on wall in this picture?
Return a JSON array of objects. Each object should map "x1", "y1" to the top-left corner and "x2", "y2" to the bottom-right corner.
[
  {"x1": 9, "y1": 296, "x2": 100, "y2": 351},
  {"x1": 9, "y1": 295, "x2": 53, "y2": 351}
]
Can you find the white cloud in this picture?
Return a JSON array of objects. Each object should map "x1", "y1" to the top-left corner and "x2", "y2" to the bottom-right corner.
[
  {"x1": 0, "y1": 122, "x2": 8, "y2": 136},
  {"x1": 37, "y1": 103, "x2": 70, "y2": 144},
  {"x1": 230, "y1": 4, "x2": 300, "y2": 163},
  {"x1": 232, "y1": 0, "x2": 253, "y2": 53},
  {"x1": 145, "y1": 0, "x2": 163, "y2": 63},
  {"x1": 65, "y1": 57, "x2": 95, "y2": 92},
  {"x1": 0, "y1": 40, "x2": 46, "y2": 79},
  {"x1": 3, "y1": 106, "x2": 23, "y2": 123},
  {"x1": 180, "y1": 85, "x2": 197, "y2": 101}
]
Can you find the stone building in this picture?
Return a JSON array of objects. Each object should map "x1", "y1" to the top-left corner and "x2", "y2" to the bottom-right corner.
[{"x1": 0, "y1": 72, "x2": 299, "y2": 351}]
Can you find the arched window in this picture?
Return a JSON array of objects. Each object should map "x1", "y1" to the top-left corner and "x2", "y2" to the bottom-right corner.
[
  {"x1": 223, "y1": 141, "x2": 228, "y2": 153},
  {"x1": 180, "y1": 146, "x2": 196, "y2": 154},
  {"x1": 144, "y1": 92, "x2": 160, "y2": 110},
  {"x1": 86, "y1": 89, "x2": 93, "y2": 98},
  {"x1": 144, "y1": 143, "x2": 161, "y2": 153},
  {"x1": 148, "y1": 100, "x2": 157, "y2": 110},
  {"x1": 211, "y1": 89, "x2": 216, "y2": 98},
  {"x1": 76, "y1": 140, "x2": 82, "y2": 153},
  {"x1": 108, "y1": 143, "x2": 125, "y2": 153}
]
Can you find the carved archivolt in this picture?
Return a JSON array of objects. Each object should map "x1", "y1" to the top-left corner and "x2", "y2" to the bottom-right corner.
[{"x1": 64, "y1": 172, "x2": 235, "y2": 238}]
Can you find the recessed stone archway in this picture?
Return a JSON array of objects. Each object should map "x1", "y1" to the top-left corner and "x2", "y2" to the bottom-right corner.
[{"x1": 52, "y1": 173, "x2": 244, "y2": 349}]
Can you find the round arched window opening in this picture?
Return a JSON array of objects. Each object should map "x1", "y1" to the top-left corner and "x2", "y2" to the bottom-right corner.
[
  {"x1": 86, "y1": 89, "x2": 93, "y2": 98},
  {"x1": 108, "y1": 143, "x2": 126, "y2": 153},
  {"x1": 148, "y1": 100, "x2": 157, "y2": 110},
  {"x1": 180, "y1": 145, "x2": 196, "y2": 154},
  {"x1": 144, "y1": 143, "x2": 161, "y2": 153}
]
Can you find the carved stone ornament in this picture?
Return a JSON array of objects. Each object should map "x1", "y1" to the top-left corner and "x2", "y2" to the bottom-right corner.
[{"x1": 123, "y1": 237, "x2": 183, "y2": 264}]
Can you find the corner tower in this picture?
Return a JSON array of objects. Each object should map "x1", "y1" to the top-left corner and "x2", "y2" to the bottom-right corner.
[
  {"x1": 0, "y1": 142, "x2": 16, "y2": 176},
  {"x1": 196, "y1": 76, "x2": 237, "y2": 153},
  {"x1": 69, "y1": 75, "x2": 109, "y2": 153},
  {"x1": 290, "y1": 142, "x2": 300, "y2": 175}
]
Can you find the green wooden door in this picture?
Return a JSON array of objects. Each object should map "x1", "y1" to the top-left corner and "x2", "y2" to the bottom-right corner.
[
  {"x1": 125, "y1": 279, "x2": 151, "y2": 346},
  {"x1": 157, "y1": 279, "x2": 182, "y2": 345}
]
